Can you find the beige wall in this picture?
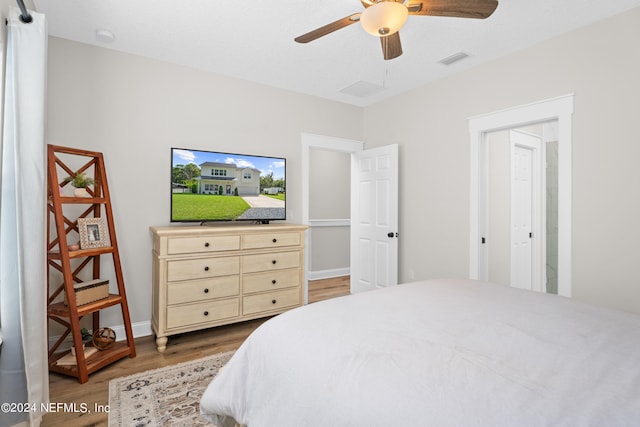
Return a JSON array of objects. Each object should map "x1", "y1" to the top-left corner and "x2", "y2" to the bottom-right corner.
[
  {"x1": 308, "y1": 148, "x2": 351, "y2": 274},
  {"x1": 486, "y1": 129, "x2": 510, "y2": 287},
  {"x1": 309, "y1": 148, "x2": 350, "y2": 219},
  {"x1": 46, "y1": 37, "x2": 363, "y2": 327},
  {"x1": 363, "y1": 7, "x2": 640, "y2": 314}
]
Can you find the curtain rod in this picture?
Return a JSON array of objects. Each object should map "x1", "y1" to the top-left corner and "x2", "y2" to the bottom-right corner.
[{"x1": 16, "y1": 0, "x2": 33, "y2": 23}]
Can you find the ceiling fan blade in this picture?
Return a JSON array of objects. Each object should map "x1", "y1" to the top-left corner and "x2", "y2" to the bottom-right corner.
[
  {"x1": 381, "y1": 32, "x2": 403, "y2": 60},
  {"x1": 407, "y1": 0, "x2": 498, "y2": 19},
  {"x1": 294, "y1": 14, "x2": 361, "y2": 43}
]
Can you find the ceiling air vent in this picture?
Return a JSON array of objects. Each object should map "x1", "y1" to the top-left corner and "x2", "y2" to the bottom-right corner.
[
  {"x1": 340, "y1": 81, "x2": 386, "y2": 98},
  {"x1": 439, "y1": 51, "x2": 469, "y2": 66}
]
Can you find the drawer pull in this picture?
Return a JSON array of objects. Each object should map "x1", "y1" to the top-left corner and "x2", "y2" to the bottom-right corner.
[
  {"x1": 272, "y1": 238, "x2": 277, "y2": 243},
  {"x1": 272, "y1": 299, "x2": 277, "y2": 304},
  {"x1": 204, "y1": 242, "x2": 210, "y2": 247},
  {"x1": 204, "y1": 266, "x2": 209, "y2": 271},
  {"x1": 272, "y1": 260, "x2": 277, "y2": 265},
  {"x1": 204, "y1": 311, "x2": 209, "y2": 316},
  {"x1": 272, "y1": 279, "x2": 277, "y2": 284},
  {"x1": 204, "y1": 288, "x2": 209, "y2": 293}
]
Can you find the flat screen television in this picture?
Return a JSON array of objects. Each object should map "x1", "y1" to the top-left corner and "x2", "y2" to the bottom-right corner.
[{"x1": 171, "y1": 147, "x2": 286, "y2": 223}]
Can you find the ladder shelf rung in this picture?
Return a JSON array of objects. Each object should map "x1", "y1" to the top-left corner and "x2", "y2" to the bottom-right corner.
[{"x1": 48, "y1": 294, "x2": 123, "y2": 317}]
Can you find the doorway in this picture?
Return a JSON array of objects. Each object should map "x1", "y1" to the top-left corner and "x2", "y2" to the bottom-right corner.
[
  {"x1": 301, "y1": 133, "x2": 399, "y2": 298},
  {"x1": 486, "y1": 127, "x2": 559, "y2": 293},
  {"x1": 301, "y1": 133, "x2": 362, "y2": 303},
  {"x1": 469, "y1": 95, "x2": 574, "y2": 297}
]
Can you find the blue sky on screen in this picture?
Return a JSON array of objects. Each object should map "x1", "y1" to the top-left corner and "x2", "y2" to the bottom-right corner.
[{"x1": 173, "y1": 148, "x2": 285, "y2": 180}]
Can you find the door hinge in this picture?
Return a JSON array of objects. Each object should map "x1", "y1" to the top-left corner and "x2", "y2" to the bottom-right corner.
[
  {"x1": 529, "y1": 232, "x2": 533, "y2": 238},
  {"x1": 481, "y1": 237, "x2": 486, "y2": 244}
]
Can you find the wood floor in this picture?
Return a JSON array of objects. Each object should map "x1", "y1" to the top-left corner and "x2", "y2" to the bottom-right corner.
[{"x1": 42, "y1": 276, "x2": 350, "y2": 427}]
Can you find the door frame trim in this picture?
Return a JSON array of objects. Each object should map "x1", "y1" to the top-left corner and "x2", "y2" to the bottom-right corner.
[{"x1": 469, "y1": 94, "x2": 574, "y2": 297}]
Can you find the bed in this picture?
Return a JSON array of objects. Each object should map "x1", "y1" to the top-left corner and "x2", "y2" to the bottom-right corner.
[{"x1": 200, "y1": 278, "x2": 640, "y2": 426}]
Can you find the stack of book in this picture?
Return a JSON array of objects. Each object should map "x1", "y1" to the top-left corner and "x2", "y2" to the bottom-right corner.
[
  {"x1": 56, "y1": 347, "x2": 98, "y2": 366},
  {"x1": 63, "y1": 278, "x2": 109, "y2": 305}
]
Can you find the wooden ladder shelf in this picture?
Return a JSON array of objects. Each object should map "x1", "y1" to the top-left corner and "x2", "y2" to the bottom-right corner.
[{"x1": 46, "y1": 144, "x2": 135, "y2": 383}]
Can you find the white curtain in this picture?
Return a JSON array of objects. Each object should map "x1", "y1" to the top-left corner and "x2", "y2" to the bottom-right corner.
[{"x1": 0, "y1": 6, "x2": 48, "y2": 427}]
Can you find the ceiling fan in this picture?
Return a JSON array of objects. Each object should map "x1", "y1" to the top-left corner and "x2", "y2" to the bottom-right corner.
[{"x1": 294, "y1": 0, "x2": 498, "y2": 60}]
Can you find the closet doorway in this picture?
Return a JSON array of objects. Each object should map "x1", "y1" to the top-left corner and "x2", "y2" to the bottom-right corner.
[
  {"x1": 469, "y1": 95, "x2": 574, "y2": 297},
  {"x1": 485, "y1": 125, "x2": 558, "y2": 294}
]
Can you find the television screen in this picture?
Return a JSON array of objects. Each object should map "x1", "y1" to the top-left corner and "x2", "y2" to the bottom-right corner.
[{"x1": 171, "y1": 148, "x2": 286, "y2": 223}]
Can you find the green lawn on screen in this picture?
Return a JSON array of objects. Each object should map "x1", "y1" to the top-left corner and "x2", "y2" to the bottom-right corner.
[{"x1": 172, "y1": 194, "x2": 250, "y2": 220}]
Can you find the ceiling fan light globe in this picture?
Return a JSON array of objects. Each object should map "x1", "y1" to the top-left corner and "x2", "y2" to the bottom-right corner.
[{"x1": 360, "y1": 1, "x2": 408, "y2": 37}]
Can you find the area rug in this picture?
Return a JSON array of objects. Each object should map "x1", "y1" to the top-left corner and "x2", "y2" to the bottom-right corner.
[{"x1": 108, "y1": 351, "x2": 234, "y2": 426}]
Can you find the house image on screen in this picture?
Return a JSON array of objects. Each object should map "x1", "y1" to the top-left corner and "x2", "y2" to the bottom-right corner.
[{"x1": 197, "y1": 161, "x2": 261, "y2": 196}]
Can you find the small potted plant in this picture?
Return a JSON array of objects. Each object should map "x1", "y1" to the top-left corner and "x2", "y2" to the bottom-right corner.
[
  {"x1": 81, "y1": 328, "x2": 93, "y2": 343},
  {"x1": 65, "y1": 172, "x2": 94, "y2": 197}
]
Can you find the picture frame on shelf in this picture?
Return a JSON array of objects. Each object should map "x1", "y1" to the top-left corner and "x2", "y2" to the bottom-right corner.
[{"x1": 78, "y1": 217, "x2": 110, "y2": 249}]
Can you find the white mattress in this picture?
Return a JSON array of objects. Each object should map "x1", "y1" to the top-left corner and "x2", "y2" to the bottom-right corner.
[{"x1": 200, "y1": 278, "x2": 640, "y2": 426}]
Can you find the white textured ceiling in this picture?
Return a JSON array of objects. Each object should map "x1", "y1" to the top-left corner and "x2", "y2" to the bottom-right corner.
[{"x1": 33, "y1": 0, "x2": 640, "y2": 107}]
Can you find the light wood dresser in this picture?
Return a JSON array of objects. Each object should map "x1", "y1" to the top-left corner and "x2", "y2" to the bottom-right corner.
[{"x1": 150, "y1": 223, "x2": 307, "y2": 352}]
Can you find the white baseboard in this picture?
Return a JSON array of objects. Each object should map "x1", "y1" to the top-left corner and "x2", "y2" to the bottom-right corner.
[
  {"x1": 308, "y1": 268, "x2": 350, "y2": 281},
  {"x1": 112, "y1": 320, "x2": 153, "y2": 341}
]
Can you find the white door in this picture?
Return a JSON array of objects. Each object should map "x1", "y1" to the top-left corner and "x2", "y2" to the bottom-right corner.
[
  {"x1": 350, "y1": 144, "x2": 398, "y2": 293},
  {"x1": 509, "y1": 131, "x2": 542, "y2": 291}
]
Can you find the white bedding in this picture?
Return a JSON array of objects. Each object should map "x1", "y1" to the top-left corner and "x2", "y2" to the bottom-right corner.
[{"x1": 200, "y1": 278, "x2": 640, "y2": 426}]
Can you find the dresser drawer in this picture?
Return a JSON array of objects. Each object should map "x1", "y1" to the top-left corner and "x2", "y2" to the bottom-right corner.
[
  {"x1": 166, "y1": 298, "x2": 239, "y2": 329},
  {"x1": 167, "y1": 256, "x2": 239, "y2": 282},
  {"x1": 242, "y1": 251, "x2": 301, "y2": 273},
  {"x1": 167, "y1": 276, "x2": 240, "y2": 305},
  {"x1": 243, "y1": 268, "x2": 300, "y2": 294},
  {"x1": 242, "y1": 232, "x2": 301, "y2": 250},
  {"x1": 167, "y1": 235, "x2": 240, "y2": 255},
  {"x1": 242, "y1": 288, "x2": 300, "y2": 316}
]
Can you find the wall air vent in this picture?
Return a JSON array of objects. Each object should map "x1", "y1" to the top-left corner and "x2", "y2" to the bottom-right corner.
[{"x1": 439, "y1": 51, "x2": 469, "y2": 66}]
